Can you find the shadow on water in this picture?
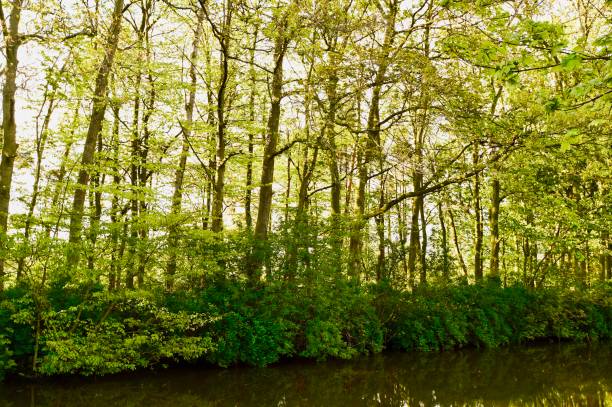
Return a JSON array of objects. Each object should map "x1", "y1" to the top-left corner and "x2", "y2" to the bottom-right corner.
[{"x1": 0, "y1": 342, "x2": 610, "y2": 406}]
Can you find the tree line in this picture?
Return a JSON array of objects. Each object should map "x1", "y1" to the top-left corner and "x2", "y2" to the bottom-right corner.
[{"x1": 0, "y1": 0, "x2": 610, "y2": 292}]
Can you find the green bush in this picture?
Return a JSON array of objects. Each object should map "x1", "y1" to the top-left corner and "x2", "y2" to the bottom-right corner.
[
  {"x1": 386, "y1": 283, "x2": 612, "y2": 352},
  {"x1": 37, "y1": 290, "x2": 216, "y2": 376},
  {"x1": 0, "y1": 334, "x2": 15, "y2": 381},
  {"x1": 298, "y1": 282, "x2": 383, "y2": 360},
  {"x1": 0, "y1": 281, "x2": 610, "y2": 381}
]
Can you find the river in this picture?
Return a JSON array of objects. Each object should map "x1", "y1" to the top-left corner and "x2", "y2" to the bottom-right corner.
[{"x1": 0, "y1": 342, "x2": 610, "y2": 406}]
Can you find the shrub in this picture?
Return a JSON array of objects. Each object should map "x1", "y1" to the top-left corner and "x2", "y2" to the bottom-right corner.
[
  {"x1": 0, "y1": 281, "x2": 609, "y2": 381},
  {"x1": 387, "y1": 284, "x2": 612, "y2": 352},
  {"x1": 36, "y1": 291, "x2": 216, "y2": 376}
]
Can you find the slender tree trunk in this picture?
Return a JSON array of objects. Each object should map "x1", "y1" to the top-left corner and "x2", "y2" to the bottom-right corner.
[
  {"x1": 327, "y1": 77, "x2": 341, "y2": 217},
  {"x1": 607, "y1": 239, "x2": 611, "y2": 280},
  {"x1": 245, "y1": 26, "x2": 258, "y2": 230},
  {"x1": 204, "y1": 53, "x2": 216, "y2": 231},
  {"x1": 67, "y1": 0, "x2": 124, "y2": 267},
  {"x1": 125, "y1": 80, "x2": 141, "y2": 289},
  {"x1": 166, "y1": 10, "x2": 204, "y2": 289},
  {"x1": 47, "y1": 111, "x2": 77, "y2": 238},
  {"x1": 397, "y1": 192, "x2": 409, "y2": 285},
  {"x1": 125, "y1": 50, "x2": 143, "y2": 289},
  {"x1": 137, "y1": 68, "x2": 154, "y2": 288},
  {"x1": 129, "y1": 3, "x2": 154, "y2": 288},
  {"x1": 487, "y1": 85, "x2": 502, "y2": 280},
  {"x1": 407, "y1": 0, "x2": 433, "y2": 288},
  {"x1": 17, "y1": 60, "x2": 64, "y2": 278},
  {"x1": 209, "y1": 3, "x2": 233, "y2": 233},
  {"x1": 87, "y1": 132, "x2": 104, "y2": 273},
  {"x1": 287, "y1": 49, "x2": 318, "y2": 278},
  {"x1": 326, "y1": 77, "x2": 343, "y2": 269},
  {"x1": 109, "y1": 101, "x2": 121, "y2": 291},
  {"x1": 350, "y1": 2, "x2": 396, "y2": 280},
  {"x1": 296, "y1": 151, "x2": 318, "y2": 215},
  {"x1": 438, "y1": 202, "x2": 449, "y2": 279},
  {"x1": 580, "y1": 241, "x2": 588, "y2": 285},
  {"x1": 419, "y1": 199, "x2": 428, "y2": 285},
  {"x1": 0, "y1": 0, "x2": 24, "y2": 289},
  {"x1": 489, "y1": 178, "x2": 501, "y2": 278},
  {"x1": 407, "y1": 196, "x2": 421, "y2": 288},
  {"x1": 523, "y1": 237, "x2": 530, "y2": 286},
  {"x1": 408, "y1": 130, "x2": 425, "y2": 286},
  {"x1": 349, "y1": 150, "x2": 365, "y2": 275},
  {"x1": 249, "y1": 18, "x2": 290, "y2": 281},
  {"x1": 473, "y1": 144, "x2": 483, "y2": 282},
  {"x1": 375, "y1": 187, "x2": 385, "y2": 282},
  {"x1": 449, "y1": 207, "x2": 468, "y2": 277}
]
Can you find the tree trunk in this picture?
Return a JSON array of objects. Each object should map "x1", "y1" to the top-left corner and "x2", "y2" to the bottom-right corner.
[
  {"x1": 245, "y1": 26, "x2": 258, "y2": 230},
  {"x1": 473, "y1": 144, "x2": 483, "y2": 282},
  {"x1": 166, "y1": 10, "x2": 204, "y2": 289},
  {"x1": 109, "y1": 101, "x2": 121, "y2": 291},
  {"x1": 438, "y1": 202, "x2": 449, "y2": 279},
  {"x1": 138, "y1": 68, "x2": 154, "y2": 288},
  {"x1": 419, "y1": 198, "x2": 428, "y2": 285},
  {"x1": 327, "y1": 76, "x2": 341, "y2": 218},
  {"x1": 349, "y1": 150, "x2": 365, "y2": 275},
  {"x1": 407, "y1": 196, "x2": 421, "y2": 288},
  {"x1": 17, "y1": 59, "x2": 64, "y2": 278},
  {"x1": 606, "y1": 239, "x2": 612, "y2": 280},
  {"x1": 249, "y1": 18, "x2": 290, "y2": 281},
  {"x1": 487, "y1": 85, "x2": 503, "y2": 281},
  {"x1": 397, "y1": 191, "x2": 409, "y2": 285},
  {"x1": 86, "y1": 132, "x2": 104, "y2": 273},
  {"x1": 209, "y1": 3, "x2": 233, "y2": 233},
  {"x1": 375, "y1": 188, "x2": 385, "y2": 282},
  {"x1": 67, "y1": 0, "x2": 124, "y2": 267},
  {"x1": 0, "y1": 0, "x2": 24, "y2": 289},
  {"x1": 489, "y1": 178, "x2": 501, "y2": 278},
  {"x1": 47, "y1": 111, "x2": 77, "y2": 238},
  {"x1": 449, "y1": 207, "x2": 468, "y2": 277},
  {"x1": 125, "y1": 74, "x2": 141, "y2": 289},
  {"x1": 350, "y1": 1, "x2": 396, "y2": 280}
]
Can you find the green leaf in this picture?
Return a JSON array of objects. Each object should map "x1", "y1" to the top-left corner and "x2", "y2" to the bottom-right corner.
[
  {"x1": 560, "y1": 129, "x2": 581, "y2": 152},
  {"x1": 560, "y1": 54, "x2": 582, "y2": 71},
  {"x1": 569, "y1": 83, "x2": 592, "y2": 98},
  {"x1": 544, "y1": 97, "x2": 561, "y2": 112}
]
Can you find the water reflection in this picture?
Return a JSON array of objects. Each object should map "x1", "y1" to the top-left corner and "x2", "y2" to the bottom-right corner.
[{"x1": 0, "y1": 343, "x2": 610, "y2": 406}]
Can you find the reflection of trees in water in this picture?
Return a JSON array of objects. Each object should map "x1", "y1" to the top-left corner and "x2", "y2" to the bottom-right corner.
[{"x1": 1, "y1": 343, "x2": 610, "y2": 406}]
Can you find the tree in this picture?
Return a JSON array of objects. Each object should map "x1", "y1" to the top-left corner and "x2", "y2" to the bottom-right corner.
[
  {"x1": 0, "y1": 0, "x2": 24, "y2": 289},
  {"x1": 67, "y1": 0, "x2": 125, "y2": 267}
]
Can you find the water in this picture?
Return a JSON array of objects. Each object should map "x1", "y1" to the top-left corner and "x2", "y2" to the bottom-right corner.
[{"x1": 0, "y1": 343, "x2": 610, "y2": 406}]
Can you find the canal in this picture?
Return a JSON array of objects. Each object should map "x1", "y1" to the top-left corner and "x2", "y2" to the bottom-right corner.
[{"x1": 0, "y1": 342, "x2": 610, "y2": 406}]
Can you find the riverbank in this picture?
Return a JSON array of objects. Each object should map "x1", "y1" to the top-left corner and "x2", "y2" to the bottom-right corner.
[{"x1": 1, "y1": 281, "x2": 611, "y2": 381}]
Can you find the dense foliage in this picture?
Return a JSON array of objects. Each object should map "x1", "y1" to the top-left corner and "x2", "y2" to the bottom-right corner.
[
  {"x1": 0, "y1": 0, "x2": 610, "y2": 383},
  {"x1": 0, "y1": 280, "x2": 610, "y2": 379}
]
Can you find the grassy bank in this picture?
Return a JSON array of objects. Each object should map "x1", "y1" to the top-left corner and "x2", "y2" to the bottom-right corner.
[{"x1": 1, "y1": 280, "x2": 611, "y2": 380}]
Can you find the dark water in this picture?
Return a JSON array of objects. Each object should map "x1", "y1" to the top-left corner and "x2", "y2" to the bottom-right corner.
[{"x1": 0, "y1": 343, "x2": 610, "y2": 406}]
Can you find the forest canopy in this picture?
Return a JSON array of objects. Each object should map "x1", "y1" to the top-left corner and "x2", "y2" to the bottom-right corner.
[{"x1": 1, "y1": 0, "x2": 609, "y2": 289}]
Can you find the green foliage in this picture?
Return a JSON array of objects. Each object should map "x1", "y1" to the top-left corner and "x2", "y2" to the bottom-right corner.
[
  {"x1": 1, "y1": 281, "x2": 610, "y2": 381},
  {"x1": 197, "y1": 283, "x2": 297, "y2": 367},
  {"x1": 0, "y1": 335, "x2": 15, "y2": 381},
  {"x1": 387, "y1": 283, "x2": 612, "y2": 352},
  {"x1": 297, "y1": 282, "x2": 383, "y2": 361}
]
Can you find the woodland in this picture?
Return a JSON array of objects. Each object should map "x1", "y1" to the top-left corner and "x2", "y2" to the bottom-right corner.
[{"x1": 0, "y1": 0, "x2": 610, "y2": 379}]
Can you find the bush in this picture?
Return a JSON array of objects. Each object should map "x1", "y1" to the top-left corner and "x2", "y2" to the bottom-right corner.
[
  {"x1": 297, "y1": 282, "x2": 383, "y2": 361},
  {"x1": 0, "y1": 334, "x2": 15, "y2": 381},
  {"x1": 36, "y1": 290, "x2": 216, "y2": 376},
  {"x1": 386, "y1": 283, "x2": 612, "y2": 352},
  {"x1": 0, "y1": 281, "x2": 610, "y2": 381}
]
